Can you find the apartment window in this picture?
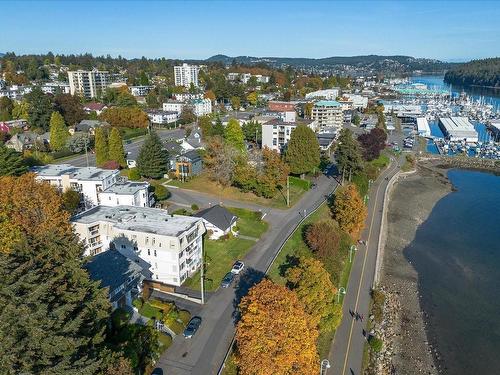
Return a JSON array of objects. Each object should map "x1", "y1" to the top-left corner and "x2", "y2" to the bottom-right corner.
[
  {"x1": 272, "y1": 139, "x2": 277, "y2": 146},
  {"x1": 180, "y1": 262, "x2": 185, "y2": 271},
  {"x1": 120, "y1": 244, "x2": 126, "y2": 249},
  {"x1": 133, "y1": 246, "x2": 138, "y2": 251},
  {"x1": 147, "y1": 249, "x2": 150, "y2": 256},
  {"x1": 155, "y1": 263, "x2": 158, "y2": 269},
  {"x1": 173, "y1": 277, "x2": 178, "y2": 283},
  {"x1": 154, "y1": 250, "x2": 157, "y2": 257},
  {"x1": 159, "y1": 242, "x2": 162, "y2": 248},
  {"x1": 156, "y1": 275, "x2": 158, "y2": 280},
  {"x1": 152, "y1": 238, "x2": 156, "y2": 245},
  {"x1": 179, "y1": 250, "x2": 184, "y2": 259},
  {"x1": 145, "y1": 237, "x2": 149, "y2": 245}
]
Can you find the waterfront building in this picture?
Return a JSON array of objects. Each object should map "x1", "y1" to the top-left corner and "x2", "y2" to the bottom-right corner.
[
  {"x1": 72, "y1": 205, "x2": 206, "y2": 286},
  {"x1": 174, "y1": 63, "x2": 200, "y2": 88},
  {"x1": 417, "y1": 117, "x2": 431, "y2": 137},
  {"x1": 68, "y1": 69, "x2": 112, "y2": 98},
  {"x1": 438, "y1": 117, "x2": 478, "y2": 142},
  {"x1": 311, "y1": 100, "x2": 343, "y2": 129}
]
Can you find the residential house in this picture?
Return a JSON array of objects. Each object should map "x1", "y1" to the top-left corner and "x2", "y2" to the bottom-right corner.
[
  {"x1": 5, "y1": 132, "x2": 47, "y2": 152},
  {"x1": 73, "y1": 119, "x2": 110, "y2": 135},
  {"x1": 193, "y1": 205, "x2": 238, "y2": 240},
  {"x1": 83, "y1": 102, "x2": 108, "y2": 115},
  {"x1": 85, "y1": 249, "x2": 144, "y2": 310},
  {"x1": 175, "y1": 150, "x2": 202, "y2": 180},
  {"x1": 72, "y1": 205, "x2": 206, "y2": 286}
]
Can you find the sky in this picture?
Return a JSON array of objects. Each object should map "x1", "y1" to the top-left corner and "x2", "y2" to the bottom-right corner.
[{"x1": 1, "y1": 0, "x2": 499, "y2": 62}]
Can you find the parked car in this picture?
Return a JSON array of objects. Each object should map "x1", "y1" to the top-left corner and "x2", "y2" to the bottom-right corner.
[
  {"x1": 221, "y1": 272, "x2": 235, "y2": 288},
  {"x1": 231, "y1": 261, "x2": 245, "y2": 274},
  {"x1": 183, "y1": 317, "x2": 202, "y2": 338}
]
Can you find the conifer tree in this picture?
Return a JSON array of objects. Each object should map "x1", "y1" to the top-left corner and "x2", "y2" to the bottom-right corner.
[
  {"x1": 0, "y1": 146, "x2": 27, "y2": 177},
  {"x1": 49, "y1": 111, "x2": 69, "y2": 151},
  {"x1": 136, "y1": 131, "x2": 169, "y2": 179},
  {"x1": 108, "y1": 127, "x2": 126, "y2": 168},
  {"x1": 94, "y1": 127, "x2": 108, "y2": 167},
  {"x1": 285, "y1": 124, "x2": 320, "y2": 175}
]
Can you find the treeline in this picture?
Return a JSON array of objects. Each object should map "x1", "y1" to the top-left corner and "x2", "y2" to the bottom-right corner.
[{"x1": 444, "y1": 57, "x2": 500, "y2": 88}]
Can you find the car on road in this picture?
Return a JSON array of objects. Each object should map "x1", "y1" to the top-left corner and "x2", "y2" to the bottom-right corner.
[
  {"x1": 221, "y1": 272, "x2": 235, "y2": 288},
  {"x1": 183, "y1": 317, "x2": 202, "y2": 338},
  {"x1": 151, "y1": 369, "x2": 163, "y2": 375},
  {"x1": 231, "y1": 261, "x2": 245, "y2": 274}
]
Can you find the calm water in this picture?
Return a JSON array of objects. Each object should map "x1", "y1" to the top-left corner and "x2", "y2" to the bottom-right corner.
[{"x1": 405, "y1": 169, "x2": 500, "y2": 374}]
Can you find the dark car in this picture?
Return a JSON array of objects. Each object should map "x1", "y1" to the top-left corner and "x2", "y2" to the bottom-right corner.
[
  {"x1": 221, "y1": 272, "x2": 235, "y2": 288},
  {"x1": 183, "y1": 317, "x2": 202, "y2": 338},
  {"x1": 151, "y1": 369, "x2": 163, "y2": 375}
]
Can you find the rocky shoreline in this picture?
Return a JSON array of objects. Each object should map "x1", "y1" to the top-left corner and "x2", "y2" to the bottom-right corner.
[{"x1": 375, "y1": 161, "x2": 454, "y2": 374}]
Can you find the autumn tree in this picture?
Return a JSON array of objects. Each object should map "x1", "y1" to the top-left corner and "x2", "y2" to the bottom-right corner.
[
  {"x1": 0, "y1": 146, "x2": 27, "y2": 177},
  {"x1": 54, "y1": 93, "x2": 85, "y2": 126},
  {"x1": 286, "y1": 256, "x2": 340, "y2": 329},
  {"x1": 246, "y1": 91, "x2": 258, "y2": 106},
  {"x1": 136, "y1": 131, "x2": 169, "y2": 179},
  {"x1": 332, "y1": 183, "x2": 367, "y2": 239},
  {"x1": 204, "y1": 136, "x2": 236, "y2": 186},
  {"x1": 11, "y1": 100, "x2": 29, "y2": 120},
  {"x1": 235, "y1": 279, "x2": 319, "y2": 375},
  {"x1": 224, "y1": 118, "x2": 245, "y2": 152},
  {"x1": 259, "y1": 147, "x2": 289, "y2": 197},
  {"x1": 204, "y1": 90, "x2": 216, "y2": 102},
  {"x1": 0, "y1": 174, "x2": 112, "y2": 373},
  {"x1": 230, "y1": 96, "x2": 241, "y2": 110},
  {"x1": 49, "y1": 111, "x2": 69, "y2": 151},
  {"x1": 335, "y1": 128, "x2": 364, "y2": 177},
  {"x1": 95, "y1": 127, "x2": 109, "y2": 166},
  {"x1": 198, "y1": 115, "x2": 212, "y2": 139},
  {"x1": 108, "y1": 127, "x2": 126, "y2": 168},
  {"x1": 100, "y1": 107, "x2": 149, "y2": 128},
  {"x1": 358, "y1": 127, "x2": 387, "y2": 161},
  {"x1": 306, "y1": 220, "x2": 342, "y2": 261},
  {"x1": 285, "y1": 124, "x2": 320, "y2": 175}
]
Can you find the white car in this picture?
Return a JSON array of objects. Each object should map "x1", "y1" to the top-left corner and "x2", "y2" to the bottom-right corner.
[{"x1": 231, "y1": 261, "x2": 245, "y2": 274}]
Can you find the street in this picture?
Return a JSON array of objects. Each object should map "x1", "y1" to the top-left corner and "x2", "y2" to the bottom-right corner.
[
  {"x1": 156, "y1": 165, "x2": 340, "y2": 374},
  {"x1": 328, "y1": 156, "x2": 403, "y2": 375}
]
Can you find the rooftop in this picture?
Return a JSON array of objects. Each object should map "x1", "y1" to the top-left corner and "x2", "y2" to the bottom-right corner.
[
  {"x1": 193, "y1": 205, "x2": 237, "y2": 231},
  {"x1": 72, "y1": 205, "x2": 203, "y2": 237},
  {"x1": 314, "y1": 100, "x2": 341, "y2": 107},
  {"x1": 33, "y1": 164, "x2": 118, "y2": 181},
  {"x1": 102, "y1": 181, "x2": 149, "y2": 195}
]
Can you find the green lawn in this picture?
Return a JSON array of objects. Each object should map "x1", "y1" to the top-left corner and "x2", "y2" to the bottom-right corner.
[
  {"x1": 228, "y1": 207, "x2": 268, "y2": 238},
  {"x1": 167, "y1": 173, "x2": 309, "y2": 208}
]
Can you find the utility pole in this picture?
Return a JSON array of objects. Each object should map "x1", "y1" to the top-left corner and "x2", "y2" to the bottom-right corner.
[
  {"x1": 286, "y1": 176, "x2": 290, "y2": 207},
  {"x1": 200, "y1": 238, "x2": 205, "y2": 305},
  {"x1": 85, "y1": 132, "x2": 89, "y2": 168}
]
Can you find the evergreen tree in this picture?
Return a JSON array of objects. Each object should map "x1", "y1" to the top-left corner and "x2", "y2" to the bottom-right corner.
[
  {"x1": 224, "y1": 118, "x2": 245, "y2": 152},
  {"x1": 24, "y1": 86, "x2": 53, "y2": 131},
  {"x1": 49, "y1": 111, "x2": 69, "y2": 151},
  {"x1": 108, "y1": 128, "x2": 126, "y2": 168},
  {"x1": 0, "y1": 146, "x2": 27, "y2": 177},
  {"x1": 211, "y1": 117, "x2": 225, "y2": 137},
  {"x1": 285, "y1": 124, "x2": 320, "y2": 175},
  {"x1": 94, "y1": 127, "x2": 108, "y2": 167},
  {"x1": 335, "y1": 128, "x2": 364, "y2": 176},
  {"x1": 0, "y1": 174, "x2": 112, "y2": 374},
  {"x1": 136, "y1": 131, "x2": 169, "y2": 179}
]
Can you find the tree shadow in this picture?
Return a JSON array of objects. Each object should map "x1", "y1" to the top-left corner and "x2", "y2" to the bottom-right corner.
[
  {"x1": 231, "y1": 267, "x2": 266, "y2": 324},
  {"x1": 278, "y1": 254, "x2": 300, "y2": 278}
]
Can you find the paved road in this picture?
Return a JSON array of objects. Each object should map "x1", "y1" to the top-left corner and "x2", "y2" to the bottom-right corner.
[
  {"x1": 156, "y1": 165, "x2": 340, "y2": 374},
  {"x1": 56, "y1": 128, "x2": 185, "y2": 167},
  {"x1": 329, "y1": 156, "x2": 403, "y2": 375}
]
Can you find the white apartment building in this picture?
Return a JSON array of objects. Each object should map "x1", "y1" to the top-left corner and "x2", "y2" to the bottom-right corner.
[
  {"x1": 192, "y1": 98, "x2": 212, "y2": 116},
  {"x1": 41, "y1": 82, "x2": 71, "y2": 95},
  {"x1": 163, "y1": 101, "x2": 184, "y2": 113},
  {"x1": 68, "y1": 69, "x2": 111, "y2": 98},
  {"x1": 305, "y1": 89, "x2": 340, "y2": 100},
  {"x1": 174, "y1": 63, "x2": 200, "y2": 88},
  {"x1": 32, "y1": 164, "x2": 152, "y2": 208},
  {"x1": 129, "y1": 85, "x2": 154, "y2": 97},
  {"x1": 72, "y1": 205, "x2": 206, "y2": 286},
  {"x1": 312, "y1": 100, "x2": 343, "y2": 129},
  {"x1": 344, "y1": 94, "x2": 368, "y2": 109},
  {"x1": 261, "y1": 117, "x2": 317, "y2": 153},
  {"x1": 147, "y1": 110, "x2": 180, "y2": 125},
  {"x1": 173, "y1": 93, "x2": 204, "y2": 102}
]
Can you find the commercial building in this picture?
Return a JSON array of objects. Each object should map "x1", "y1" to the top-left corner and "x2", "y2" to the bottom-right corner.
[
  {"x1": 438, "y1": 117, "x2": 478, "y2": 142},
  {"x1": 416, "y1": 117, "x2": 431, "y2": 137},
  {"x1": 311, "y1": 100, "x2": 343, "y2": 129},
  {"x1": 305, "y1": 89, "x2": 339, "y2": 100},
  {"x1": 32, "y1": 164, "x2": 152, "y2": 208},
  {"x1": 174, "y1": 63, "x2": 200, "y2": 88},
  {"x1": 344, "y1": 94, "x2": 368, "y2": 109},
  {"x1": 268, "y1": 101, "x2": 296, "y2": 112},
  {"x1": 72, "y1": 205, "x2": 206, "y2": 286},
  {"x1": 68, "y1": 69, "x2": 111, "y2": 98},
  {"x1": 261, "y1": 117, "x2": 317, "y2": 153}
]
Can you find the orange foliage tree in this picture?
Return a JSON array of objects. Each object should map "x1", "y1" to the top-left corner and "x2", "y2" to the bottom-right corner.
[
  {"x1": 331, "y1": 183, "x2": 367, "y2": 239},
  {"x1": 0, "y1": 173, "x2": 72, "y2": 253},
  {"x1": 100, "y1": 107, "x2": 149, "y2": 128},
  {"x1": 235, "y1": 278, "x2": 319, "y2": 375}
]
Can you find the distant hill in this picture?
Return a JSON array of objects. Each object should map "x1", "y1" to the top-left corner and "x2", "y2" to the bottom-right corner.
[
  {"x1": 444, "y1": 57, "x2": 500, "y2": 88},
  {"x1": 206, "y1": 54, "x2": 454, "y2": 73}
]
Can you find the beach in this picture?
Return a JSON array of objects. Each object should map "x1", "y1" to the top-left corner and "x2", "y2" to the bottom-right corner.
[{"x1": 379, "y1": 162, "x2": 452, "y2": 374}]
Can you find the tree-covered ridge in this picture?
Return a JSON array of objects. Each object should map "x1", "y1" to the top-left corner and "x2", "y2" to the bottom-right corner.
[{"x1": 444, "y1": 57, "x2": 500, "y2": 88}]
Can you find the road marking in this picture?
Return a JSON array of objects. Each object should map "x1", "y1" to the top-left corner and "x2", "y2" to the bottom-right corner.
[{"x1": 340, "y1": 162, "x2": 398, "y2": 375}]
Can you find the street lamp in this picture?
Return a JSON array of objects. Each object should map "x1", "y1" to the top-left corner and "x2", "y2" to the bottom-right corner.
[
  {"x1": 320, "y1": 359, "x2": 331, "y2": 375},
  {"x1": 349, "y1": 245, "x2": 357, "y2": 263},
  {"x1": 337, "y1": 287, "x2": 346, "y2": 303}
]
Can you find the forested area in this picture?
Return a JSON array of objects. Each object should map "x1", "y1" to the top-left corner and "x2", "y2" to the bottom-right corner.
[{"x1": 444, "y1": 58, "x2": 500, "y2": 88}]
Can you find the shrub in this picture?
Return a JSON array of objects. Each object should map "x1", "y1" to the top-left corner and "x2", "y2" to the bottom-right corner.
[
  {"x1": 132, "y1": 298, "x2": 143, "y2": 309},
  {"x1": 153, "y1": 184, "x2": 170, "y2": 201},
  {"x1": 102, "y1": 160, "x2": 121, "y2": 170},
  {"x1": 369, "y1": 336, "x2": 383, "y2": 352},
  {"x1": 178, "y1": 310, "x2": 191, "y2": 326},
  {"x1": 149, "y1": 299, "x2": 173, "y2": 313},
  {"x1": 128, "y1": 167, "x2": 140, "y2": 181},
  {"x1": 191, "y1": 204, "x2": 199, "y2": 211},
  {"x1": 51, "y1": 148, "x2": 74, "y2": 159},
  {"x1": 306, "y1": 221, "x2": 341, "y2": 260},
  {"x1": 371, "y1": 289, "x2": 386, "y2": 323}
]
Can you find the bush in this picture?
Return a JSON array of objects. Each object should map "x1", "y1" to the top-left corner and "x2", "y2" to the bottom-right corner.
[
  {"x1": 128, "y1": 167, "x2": 140, "y2": 181},
  {"x1": 191, "y1": 204, "x2": 199, "y2": 211},
  {"x1": 178, "y1": 310, "x2": 191, "y2": 326},
  {"x1": 153, "y1": 184, "x2": 170, "y2": 201},
  {"x1": 172, "y1": 208, "x2": 191, "y2": 216},
  {"x1": 102, "y1": 160, "x2": 121, "y2": 170},
  {"x1": 371, "y1": 289, "x2": 385, "y2": 323},
  {"x1": 132, "y1": 298, "x2": 143, "y2": 309},
  {"x1": 149, "y1": 299, "x2": 173, "y2": 313},
  {"x1": 368, "y1": 336, "x2": 383, "y2": 352},
  {"x1": 51, "y1": 148, "x2": 75, "y2": 159}
]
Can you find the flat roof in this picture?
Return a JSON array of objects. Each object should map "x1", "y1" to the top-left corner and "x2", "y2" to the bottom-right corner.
[
  {"x1": 33, "y1": 164, "x2": 118, "y2": 181},
  {"x1": 72, "y1": 205, "x2": 202, "y2": 237},
  {"x1": 314, "y1": 100, "x2": 341, "y2": 107},
  {"x1": 263, "y1": 118, "x2": 314, "y2": 127},
  {"x1": 102, "y1": 181, "x2": 149, "y2": 195}
]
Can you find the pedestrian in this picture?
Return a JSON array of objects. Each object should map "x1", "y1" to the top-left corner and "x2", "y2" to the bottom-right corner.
[{"x1": 360, "y1": 314, "x2": 364, "y2": 322}]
